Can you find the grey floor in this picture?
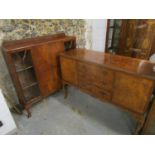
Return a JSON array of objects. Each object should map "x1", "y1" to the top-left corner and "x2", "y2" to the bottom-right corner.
[{"x1": 13, "y1": 87, "x2": 135, "y2": 135}]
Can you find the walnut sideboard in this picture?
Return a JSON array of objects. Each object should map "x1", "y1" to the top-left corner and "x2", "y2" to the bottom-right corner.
[{"x1": 59, "y1": 48, "x2": 155, "y2": 134}]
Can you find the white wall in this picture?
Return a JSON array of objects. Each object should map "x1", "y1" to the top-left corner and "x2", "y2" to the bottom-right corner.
[
  {"x1": 0, "y1": 89, "x2": 17, "y2": 134},
  {"x1": 85, "y1": 19, "x2": 107, "y2": 52}
]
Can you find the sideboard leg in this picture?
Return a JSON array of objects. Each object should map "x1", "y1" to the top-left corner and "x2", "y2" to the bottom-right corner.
[
  {"x1": 134, "y1": 118, "x2": 145, "y2": 135},
  {"x1": 132, "y1": 114, "x2": 145, "y2": 135},
  {"x1": 63, "y1": 84, "x2": 68, "y2": 99}
]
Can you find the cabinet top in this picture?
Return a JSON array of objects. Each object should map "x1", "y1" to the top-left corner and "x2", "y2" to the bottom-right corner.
[
  {"x1": 3, "y1": 33, "x2": 75, "y2": 52},
  {"x1": 60, "y1": 48, "x2": 155, "y2": 80}
]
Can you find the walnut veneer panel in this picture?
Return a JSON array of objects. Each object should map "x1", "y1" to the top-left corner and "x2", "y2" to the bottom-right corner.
[
  {"x1": 31, "y1": 40, "x2": 70, "y2": 97},
  {"x1": 77, "y1": 62, "x2": 112, "y2": 102},
  {"x1": 77, "y1": 61, "x2": 114, "y2": 91},
  {"x1": 48, "y1": 42, "x2": 64, "y2": 66},
  {"x1": 31, "y1": 44, "x2": 60, "y2": 96},
  {"x1": 112, "y1": 72, "x2": 154, "y2": 114}
]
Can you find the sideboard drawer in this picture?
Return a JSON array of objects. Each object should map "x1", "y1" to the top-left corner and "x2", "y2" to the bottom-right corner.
[
  {"x1": 77, "y1": 62, "x2": 114, "y2": 90},
  {"x1": 79, "y1": 81, "x2": 111, "y2": 102},
  {"x1": 92, "y1": 87, "x2": 111, "y2": 102},
  {"x1": 77, "y1": 62, "x2": 96, "y2": 82},
  {"x1": 94, "y1": 67, "x2": 114, "y2": 90},
  {"x1": 79, "y1": 81, "x2": 94, "y2": 94}
]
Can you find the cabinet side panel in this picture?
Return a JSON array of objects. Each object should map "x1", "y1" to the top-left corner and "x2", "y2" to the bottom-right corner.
[{"x1": 60, "y1": 57, "x2": 77, "y2": 86}]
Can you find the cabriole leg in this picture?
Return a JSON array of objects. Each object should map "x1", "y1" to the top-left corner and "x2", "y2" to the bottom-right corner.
[
  {"x1": 26, "y1": 109, "x2": 32, "y2": 118},
  {"x1": 132, "y1": 114, "x2": 145, "y2": 135}
]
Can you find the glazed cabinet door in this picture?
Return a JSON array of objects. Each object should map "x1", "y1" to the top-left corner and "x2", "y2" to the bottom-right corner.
[
  {"x1": 112, "y1": 72, "x2": 154, "y2": 114},
  {"x1": 31, "y1": 43, "x2": 62, "y2": 96},
  {"x1": 11, "y1": 49, "x2": 41, "y2": 103},
  {"x1": 60, "y1": 57, "x2": 78, "y2": 86}
]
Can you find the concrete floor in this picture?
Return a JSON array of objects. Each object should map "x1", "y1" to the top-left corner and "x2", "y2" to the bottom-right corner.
[{"x1": 13, "y1": 87, "x2": 135, "y2": 135}]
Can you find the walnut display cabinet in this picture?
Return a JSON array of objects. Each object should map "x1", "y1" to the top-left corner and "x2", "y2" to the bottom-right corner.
[
  {"x1": 2, "y1": 33, "x2": 76, "y2": 117},
  {"x1": 105, "y1": 19, "x2": 155, "y2": 59}
]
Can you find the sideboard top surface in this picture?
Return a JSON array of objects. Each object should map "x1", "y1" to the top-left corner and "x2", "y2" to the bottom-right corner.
[
  {"x1": 3, "y1": 33, "x2": 75, "y2": 52},
  {"x1": 60, "y1": 48, "x2": 155, "y2": 80}
]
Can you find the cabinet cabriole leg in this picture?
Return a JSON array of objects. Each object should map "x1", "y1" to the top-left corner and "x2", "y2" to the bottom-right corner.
[
  {"x1": 132, "y1": 114, "x2": 145, "y2": 135},
  {"x1": 25, "y1": 109, "x2": 32, "y2": 118}
]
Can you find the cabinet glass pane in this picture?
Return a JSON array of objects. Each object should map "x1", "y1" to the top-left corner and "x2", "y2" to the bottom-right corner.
[
  {"x1": 107, "y1": 19, "x2": 122, "y2": 53},
  {"x1": 12, "y1": 50, "x2": 33, "y2": 71},
  {"x1": 12, "y1": 49, "x2": 41, "y2": 101},
  {"x1": 23, "y1": 85, "x2": 40, "y2": 102},
  {"x1": 17, "y1": 68, "x2": 37, "y2": 89}
]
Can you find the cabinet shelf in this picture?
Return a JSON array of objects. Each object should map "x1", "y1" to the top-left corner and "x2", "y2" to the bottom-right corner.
[
  {"x1": 23, "y1": 82, "x2": 38, "y2": 90},
  {"x1": 16, "y1": 66, "x2": 33, "y2": 72}
]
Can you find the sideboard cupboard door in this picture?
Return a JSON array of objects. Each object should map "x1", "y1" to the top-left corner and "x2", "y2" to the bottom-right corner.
[
  {"x1": 31, "y1": 44, "x2": 61, "y2": 96},
  {"x1": 60, "y1": 57, "x2": 78, "y2": 86},
  {"x1": 112, "y1": 72, "x2": 154, "y2": 114}
]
